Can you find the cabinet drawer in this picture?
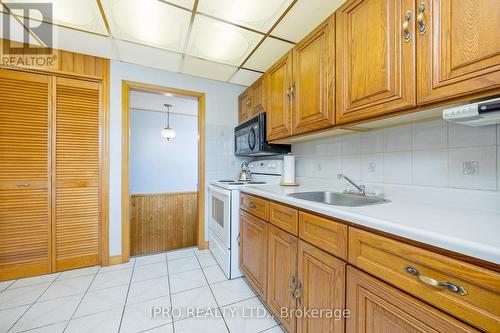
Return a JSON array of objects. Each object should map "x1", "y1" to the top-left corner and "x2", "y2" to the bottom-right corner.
[
  {"x1": 269, "y1": 202, "x2": 298, "y2": 236},
  {"x1": 240, "y1": 193, "x2": 269, "y2": 221},
  {"x1": 348, "y1": 227, "x2": 500, "y2": 332},
  {"x1": 298, "y1": 212, "x2": 347, "y2": 260}
]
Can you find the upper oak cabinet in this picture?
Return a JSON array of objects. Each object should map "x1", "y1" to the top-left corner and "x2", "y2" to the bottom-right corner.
[
  {"x1": 292, "y1": 15, "x2": 335, "y2": 135},
  {"x1": 238, "y1": 88, "x2": 252, "y2": 124},
  {"x1": 336, "y1": 0, "x2": 417, "y2": 124},
  {"x1": 266, "y1": 52, "x2": 293, "y2": 141},
  {"x1": 417, "y1": 0, "x2": 500, "y2": 104},
  {"x1": 238, "y1": 76, "x2": 267, "y2": 125}
]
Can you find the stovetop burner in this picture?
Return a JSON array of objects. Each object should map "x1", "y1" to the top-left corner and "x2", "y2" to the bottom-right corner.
[
  {"x1": 218, "y1": 180, "x2": 234, "y2": 182},
  {"x1": 247, "y1": 181, "x2": 266, "y2": 184},
  {"x1": 228, "y1": 182, "x2": 244, "y2": 185}
]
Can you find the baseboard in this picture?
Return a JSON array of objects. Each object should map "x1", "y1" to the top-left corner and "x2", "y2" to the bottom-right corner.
[
  {"x1": 198, "y1": 241, "x2": 209, "y2": 250},
  {"x1": 107, "y1": 255, "x2": 123, "y2": 266}
]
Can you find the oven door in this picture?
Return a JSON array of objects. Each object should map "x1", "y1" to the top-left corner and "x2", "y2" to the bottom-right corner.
[{"x1": 208, "y1": 185, "x2": 231, "y2": 248}]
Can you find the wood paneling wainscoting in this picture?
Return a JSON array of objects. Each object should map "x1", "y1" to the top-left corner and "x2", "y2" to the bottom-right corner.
[{"x1": 130, "y1": 192, "x2": 198, "y2": 256}]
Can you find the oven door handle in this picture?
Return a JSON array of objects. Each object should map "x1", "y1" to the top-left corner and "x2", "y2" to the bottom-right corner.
[{"x1": 248, "y1": 128, "x2": 256, "y2": 151}]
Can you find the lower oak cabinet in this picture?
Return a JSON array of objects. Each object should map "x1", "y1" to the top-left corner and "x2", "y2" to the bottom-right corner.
[
  {"x1": 346, "y1": 266, "x2": 477, "y2": 333},
  {"x1": 239, "y1": 210, "x2": 268, "y2": 299}
]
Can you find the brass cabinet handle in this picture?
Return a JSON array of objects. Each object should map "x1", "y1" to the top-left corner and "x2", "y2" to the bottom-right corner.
[
  {"x1": 294, "y1": 280, "x2": 303, "y2": 305},
  {"x1": 290, "y1": 83, "x2": 295, "y2": 98},
  {"x1": 405, "y1": 266, "x2": 467, "y2": 296},
  {"x1": 17, "y1": 183, "x2": 30, "y2": 187},
  {"x1": 403, "y1": 10, "x2": 412, "y2": 43},
  {"x1": 248, "y1": 203, "x2": 257, "y2": 209},
  {"x1": 286, "y1": 85, "x2": 291, "y2": 101},
  {"x1": 288, "y1": 273, "x2": 296, "y2": 295},
  {"x1": 417, "y1": 3, "x2": 426, "y2": 35}
]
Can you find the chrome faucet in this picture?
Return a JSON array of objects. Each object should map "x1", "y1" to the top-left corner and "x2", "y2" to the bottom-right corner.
[{"x1": 337, "y1": 173, "x2": 365, "y2": 195}]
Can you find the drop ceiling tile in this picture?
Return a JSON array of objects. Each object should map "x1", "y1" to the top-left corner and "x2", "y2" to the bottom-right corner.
[
  {"x1": 243, "y1": 37, "x2": 293, "y2": 72},
  {"x1": 4, "y1": 0, "x2": 108, "y2": 35},
  {"x1": 116, "y1": 39, "x2": 182, "y2": 72},
  {"x1": 0, "y1": 12, "x2": 41, "y2": 46},
  {"x1": 271, "y1": 0, "x2": 345, "y2": 43},
  {"x1": 229, "y1": 69, "x2": 262, "y2": 86},
  {"x1": 187, "y1": 14, "x2": 262, "y2": 66},
  {"x1": 102, "y1": 0, "x2": 191, "y2": 52},
  {"x1": 197, "y1": 0, "x2": 293, "y2": 33},
  {"x1": 182, "y1": 56, "x2": 237, "y2": 82}
]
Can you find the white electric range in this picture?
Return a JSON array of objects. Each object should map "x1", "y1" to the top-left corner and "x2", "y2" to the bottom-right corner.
[{"x1": 208, "y1": 159, "x2": 283, "y2": 279}]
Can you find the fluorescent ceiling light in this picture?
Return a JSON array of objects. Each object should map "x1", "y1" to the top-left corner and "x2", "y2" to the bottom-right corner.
[
  {"x1": 187, "y1": 14, "x2": 262, "y2": 66},
  {"x1": 197, "y1": 0, "x2": 292, "y2": 33},
  {"x1": 4, "y1": 0, "x2": 108, "y2": 35},
  {"x1": 102, "y1": 0, "x2": 191, "y2": 52}
]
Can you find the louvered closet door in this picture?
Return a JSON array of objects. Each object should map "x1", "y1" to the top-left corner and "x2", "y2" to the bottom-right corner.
[
  {"x1": 0, "y1": 70, "x2": 51, "y2": 280},
  {"x1": 54, "y1": 78, "x2": 101, "y2": 271}
]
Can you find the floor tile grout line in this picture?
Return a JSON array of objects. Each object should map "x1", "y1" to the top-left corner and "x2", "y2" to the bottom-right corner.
[
  {"x1": 193, "y1": 252, "x2": 232, "y2": 333},
  {"x1": 7, "y1": 272, "x2": 62, "y2": 333},
  {"x1": 165, "y1": 253, "x2": 176, "y2": 333},
  {"x1": 61, "y1": 265, "x2": 102, "y2": 333},
  {"x1": 117, "y1": 257, "x2": 138, "y2": 333}
]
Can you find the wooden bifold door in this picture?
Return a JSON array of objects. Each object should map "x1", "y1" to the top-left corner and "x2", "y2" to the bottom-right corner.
[{"x1": 0, "y1": 69, "x2": 102, "y2": 281}]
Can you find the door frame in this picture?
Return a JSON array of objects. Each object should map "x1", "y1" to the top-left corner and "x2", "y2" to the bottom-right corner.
[{"x1": 121, "y1": 80, "x2": 206, "y2": 263}]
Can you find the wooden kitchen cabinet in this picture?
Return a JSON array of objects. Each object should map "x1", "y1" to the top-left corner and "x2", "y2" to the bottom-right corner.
[
  {"x1": 292, "y1": 14, "x2": 335, "y2": 135},
  {"x1": 250, "y1": 76, "x2": 266, "y2": 117},
  {"x1": 417, "y1": 0, "x2": 500, "y2": 104},
  {"x1": 238, "y1": 88, "x2": 252, "y2": 124},
  {"x1": 346, "y1": 266, "x2": 478, "y2": 333},
  {"x1": 296, "y1": 240, "x2": 346, "y2": 333},
  {"x1": 266, "y1": 51, "x2": 293, "y2": 141},
  {"x1": 335, "y1": 0, "x2": 417, "y2": 124},
  {"x1": 267, "y1": 225, "x2": 298, "y2": 333},
  {"x1": 239, "y1": 210, "x2": 268, "y2": 298}
]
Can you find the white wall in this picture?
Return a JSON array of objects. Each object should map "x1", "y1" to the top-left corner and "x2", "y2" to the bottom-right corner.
[
  {"x1": 130, "y1": 110, "x2": 198, "y2": 194},
  {"x1": 293, "y1": 120, "x2": 500, "y2": 191},
  {"x1": 109, "y1": 60, "x2": 246, "y2": 256}
]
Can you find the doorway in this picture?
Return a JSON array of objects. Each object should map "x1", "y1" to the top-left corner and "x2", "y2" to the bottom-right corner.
[{"x1": 121, "y1": 81, "x2": 206, "y2": 262}]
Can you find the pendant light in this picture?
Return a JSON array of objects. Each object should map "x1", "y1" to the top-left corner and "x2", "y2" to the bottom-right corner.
[{"x1": 160, "y1": 103, "x2": 176, "y2": 141}]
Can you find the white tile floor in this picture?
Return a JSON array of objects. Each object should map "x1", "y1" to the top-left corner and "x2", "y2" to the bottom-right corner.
[{"x1": 0, "y1": 248, "x2": 283, "y2": 333}]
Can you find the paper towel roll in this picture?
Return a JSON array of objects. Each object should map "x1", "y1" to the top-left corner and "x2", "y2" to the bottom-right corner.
[{"x1": 283, "y1": 153, "x2": 296, "y2": 184}]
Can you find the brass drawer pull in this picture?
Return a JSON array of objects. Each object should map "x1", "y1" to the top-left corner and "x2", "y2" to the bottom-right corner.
[
  {"x1": 294, "y1": 280, "x2": 303, "y2": 305},
  {"x1": 248, "y1": 203, "x2": 257, "y2": 209},
  {"x1": 417, "y1": 3, "x2": 426, "y2": 35},
  {"x1": 405, "y1": 266, "x2": 467, "y2": 296},
  {"x1": 17, "y1": 183, "x2": 30, "y2": 187},
  {"x1": 403, "y1": 10, "x2": 412, "y2": 43},
  {"x1": 288, "y1": 273, "x2": 296, "y2": 295}
]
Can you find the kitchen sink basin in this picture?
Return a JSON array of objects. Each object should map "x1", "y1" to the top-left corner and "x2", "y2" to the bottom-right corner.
[{"x1": 287, "y1": 191, "x2": 389, "y2": 207}]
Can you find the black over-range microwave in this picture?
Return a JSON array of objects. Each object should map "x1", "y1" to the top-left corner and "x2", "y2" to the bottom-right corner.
[{"x1": 234, "y1": 114, "x2": 291, "y2": 157}]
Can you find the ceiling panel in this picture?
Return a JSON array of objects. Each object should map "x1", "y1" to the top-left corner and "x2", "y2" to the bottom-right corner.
[
  {"x1": 271, "y1": 0, "x2": 345, "y2": 43},
  {"x1": 182, "y1": 56, "x2": 237, "y2": 82},
  {"x1": 244, "y1": 37, "x2": 293, "y2": 72},
  {"x1": 0, "y1": 12, "x2": 41, "y2": 45},
  {"x1": 4, "y1": 0, "x2": 108, "y2": 35},
  {"x1": 229, "y1": 69, "x2": 262, "y2": 86},
  {"x1": 187, "y1": 14, "x2": 262, "y2": 66},
  {"x1": 160, "y1": 0, "x2": 196, "y2": 10},
  {"x1": 197, "y1": 0, "x2": 293, "y2": 33},
  {"x1": 115, "y1": 39, "x2": 182, "y2": 72},
  {"x1": 131, "y1": 91, "x2": 198, "y2": 116},
  {"x1": 102, "y1": 0, "x2": 191, "y2": 52}
]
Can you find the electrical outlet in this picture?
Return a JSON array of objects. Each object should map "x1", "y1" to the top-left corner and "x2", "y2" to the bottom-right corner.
[{"x1": 462, "y1": 161, "x2": 479, "y2": 175}]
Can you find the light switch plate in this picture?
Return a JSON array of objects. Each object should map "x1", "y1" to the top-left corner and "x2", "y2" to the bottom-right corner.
[{"x1": 462, "y1": 161, "x2": 479, "y2": 175}]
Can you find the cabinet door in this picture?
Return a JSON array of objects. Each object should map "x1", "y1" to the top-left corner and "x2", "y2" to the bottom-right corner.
[
  {"x1": 251, "y1": 76, "x2": 266, "y2": 117},
  {"x1": 292, "y1": 15, "x2": 335, "y2": 135},
  {"x1": 238, "y1": 89, "x2": 252, "y2": 124},
  {"x1": 297, "y1": 240, "x2": 346, "y2": 333},
  {"x1": 417, "y1": 0, "x2": 500, "y2": 104},
  {"x1": 267, "y1": 225, "x2": 298, "y2": 333},
  {"x1": 239, "y1": 210, "x2": 268, "y2": 298},
  {"x1": 0, "y1": 70, "x2": 51, "y2": 280},
  {"x1": 266, "y1": 52, "x2": 293, "y2": 141},
  {"x1": 54, "y1": 78, "x2": 101, "y2": 271},
  {"x1": 346, "y1": 266, "x2": 478, "y2": 333},
  {"x1": 336, "y1": 0, "x2": 416, "y2": 124}
]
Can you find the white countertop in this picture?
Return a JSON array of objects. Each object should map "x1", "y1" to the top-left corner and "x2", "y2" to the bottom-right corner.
[{"x1": 240, "y1": 183, "x2": 500, "y2": 265}]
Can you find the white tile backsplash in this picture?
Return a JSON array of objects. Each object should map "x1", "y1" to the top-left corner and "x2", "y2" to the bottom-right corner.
[
  {"x1": 412, "y1": 150, "x2": 449, "y2": 187},
  {"x1": 448, "y1": 123, "x2": 497, "y2": 148},
  {"x1": 384, "y1": 125, "x2": 412, "y2": 152},
  {"x1": 412, "y1": 120, "x2": 447, "y2": 150},
  {"x1": 449, "y1": 146, "x2": 497, "y2": 190},
  {"x1": 291, "y1": 118, "x2": 500, "y2": 191}
]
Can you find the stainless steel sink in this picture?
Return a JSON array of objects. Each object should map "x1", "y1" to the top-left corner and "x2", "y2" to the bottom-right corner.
[{"x1": 287, "y1": 191, "x2": 389, "y2": 207}]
